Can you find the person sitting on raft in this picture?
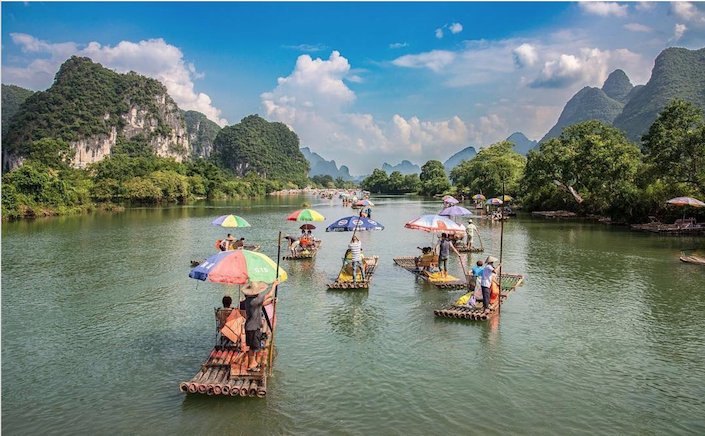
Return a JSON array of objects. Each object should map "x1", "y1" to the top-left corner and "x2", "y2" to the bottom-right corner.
[
  {"x1": 299, "y1": 232, "x2": 314, "y2": 249},
  {"x1": 233, "y1": 237, "x2": 245, "y2": 249},
  {"x1": 242, "y1": 281, "x2": 278, "y2": 372},
  {"x1": 219, "y1": 234, "x2": 235, "y2": 251}
]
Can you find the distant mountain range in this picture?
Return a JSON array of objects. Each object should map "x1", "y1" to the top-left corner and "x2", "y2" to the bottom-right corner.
[
  {"x1": 542, "y1": 47, "x2": 705, "y2": 143},
  {"x1": 300, "y1": 146, "x2": 353, "y2": 180},
  {"x1": 382, "y1": 160, "x2": 421, "y2": 175}
]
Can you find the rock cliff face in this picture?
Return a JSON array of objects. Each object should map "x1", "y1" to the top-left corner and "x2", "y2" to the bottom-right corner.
[
  {"x1": 72, "y1": 97, "x2": 189, "y2": 167},
  {"x1": 184, "y1": 110, "x2": 221, "y2": 158},
  {"x1": 2, "y1": 56, "x2": 190, "y2": 171}
]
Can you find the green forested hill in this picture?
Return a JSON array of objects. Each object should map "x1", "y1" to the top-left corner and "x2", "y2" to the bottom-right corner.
[
  {"x1": 212, "y1": 115, "x2": 309, "y2": 182},
  {"x1": 183, "y1": 110, "x2": 221, "y2": 157},
  {"x1": 540, "y1": 86, "x2": 624, "y2": 142},
  {"x1": 3, "y1": 56, "x2": 177, "y2": 159},
  {"x1": 1, "y1": 84, "x2": 34, "y2": 139},
  {"x1": 613, "y1": 47, "x2": 705, "y2": 142}
]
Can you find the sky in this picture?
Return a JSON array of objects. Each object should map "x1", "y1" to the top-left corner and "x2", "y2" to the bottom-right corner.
[{"x1": 3, "y1": 1, "x2": 705, "y2": 174}]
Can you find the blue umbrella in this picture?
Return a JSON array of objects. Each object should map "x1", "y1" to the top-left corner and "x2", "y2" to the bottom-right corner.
[
  {"x1": 439, "y1": 206, "x2": 473, "y2": 217},
  {"x1": 326, "y1": 216, "x2": 385, "y2": 232}
]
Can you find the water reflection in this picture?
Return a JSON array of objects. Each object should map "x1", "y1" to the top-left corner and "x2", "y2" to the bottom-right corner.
[{"x1": 327, "y1": 290, "x2": 386, "y2": 341}]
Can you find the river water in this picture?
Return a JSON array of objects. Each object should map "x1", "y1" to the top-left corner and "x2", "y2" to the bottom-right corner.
[{"x1": 2, "y1": 195, "x2": 704, "y2": 435}]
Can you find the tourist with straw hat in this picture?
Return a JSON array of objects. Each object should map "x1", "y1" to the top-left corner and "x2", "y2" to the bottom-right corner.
[
  {"x1": 242, "y1": 280, "x2": 278, "y2": 371},
  {"x1": 466, "y1": 219, "x2": 478, "y2": 249},
  {"x1": 480, "y1": 256, "x2": 499, "y2": 314}
]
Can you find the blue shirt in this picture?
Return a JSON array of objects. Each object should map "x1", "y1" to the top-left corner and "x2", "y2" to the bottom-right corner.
[{"x1": 472, "y1": 265, "x2": 485, "y2": 277}]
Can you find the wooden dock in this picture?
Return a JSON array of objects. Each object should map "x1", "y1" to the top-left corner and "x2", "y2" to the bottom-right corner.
[
  {"x1": 434, "y1": 274, "x2": 524, "y2": 321},
  {"x1": 328, "y1": 256, "x2": 379, "y2": 289}
]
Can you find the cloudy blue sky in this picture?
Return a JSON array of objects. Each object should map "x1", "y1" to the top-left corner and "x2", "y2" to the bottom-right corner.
[{"x1": 3, "y1": 2, "x2": 705, "y2": 174}]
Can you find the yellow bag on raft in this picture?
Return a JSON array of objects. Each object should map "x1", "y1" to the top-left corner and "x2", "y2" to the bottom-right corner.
[{"x1": 455, "y1": 293, "x2": 472, "y2": 306}]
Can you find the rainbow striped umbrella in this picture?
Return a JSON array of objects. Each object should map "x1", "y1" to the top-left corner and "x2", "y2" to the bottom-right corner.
[
  {"x1": 211, "y1": 214, "x2": 251, "y2": 228},
  {"x1": 189, "y1": 250, "x2": 288, "y2": 285},
  {"x1": 666, "y1": 197, "x2": 705, "y2": 207},
  {"x1": 486, "y1": 198, "x2": 504, "y2": 206},
  {"x1": 404, "y1": 214, "x2": 466, "y2": 233},
  {"x1": 286, "y1": 208, "x2": 325, "y2": 222},
  {"x1": 472, "y1": 194, "x2": 486, "y2": 201}
]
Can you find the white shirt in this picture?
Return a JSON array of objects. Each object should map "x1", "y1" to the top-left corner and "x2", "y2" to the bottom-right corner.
[
  {"x1": 348, "y1": 241, "x2": 362, "y2": 262},
  {"x1": 481, "y1": 264, "x2": 495, "y2": 287},
  {"x1": 466, "y1": 223, "x2": 477, "y2": 236}
]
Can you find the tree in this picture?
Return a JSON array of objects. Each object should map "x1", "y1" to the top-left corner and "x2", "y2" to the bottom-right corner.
[
  {"x1": 361, "y1": 169, "x2": 389, "y2": 193},
  {"x1": 521, "y1": 120, "x2": 642, "y2": 218},
  {"x1": 641, "y1": 99, "x2": 705, "y2": 195},
  {"x1": 451, "y1": 141, "x2": 525, "y2": 198},
  {"x1": 419, "y1": 160, "x2": 450, "y2": 196},
  {"x1": 26, "y1": 138, "x2": 73, "y2": 168}
]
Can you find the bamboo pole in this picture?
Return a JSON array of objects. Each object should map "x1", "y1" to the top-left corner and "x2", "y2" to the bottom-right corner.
[
  {"x1": 498, "y1": 180, "x2": 505, "y2": 316},
  {"x1": 267, "y1": 231, "x2": 282, "y2": 374}
]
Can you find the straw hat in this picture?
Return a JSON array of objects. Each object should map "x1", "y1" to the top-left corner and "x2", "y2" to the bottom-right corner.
[
  {"x1": 485, "y1": 256, "x2": 498, "y2": 264},
  {"x1": 242, "y1": 281, "x2": 268, "y2": 296},
  {"x1": 468, "y1": 219, "x2": 473, "y2": 223}
]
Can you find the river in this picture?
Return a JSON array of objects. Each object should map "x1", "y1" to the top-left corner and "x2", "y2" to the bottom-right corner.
[{"x1": 2, "y1": 195, "x2": 704, "y2": 435}]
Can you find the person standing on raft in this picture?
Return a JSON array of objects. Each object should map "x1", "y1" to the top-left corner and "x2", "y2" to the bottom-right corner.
[
  {"x1": 348, "y1": 236, "x2": 365, "y2": 284},
  {"x1": 466, "y1": 219, "x2": 478, "y2": 249},
  {"x1": 481, "y1": 256, "x2": 499, "y2": 314},
  {"x1": 437, "y1": 233, "x2": 460, "y2": 278},
  {"x1": 242, "y1": 281, "x2": 278, "y2": 371}
]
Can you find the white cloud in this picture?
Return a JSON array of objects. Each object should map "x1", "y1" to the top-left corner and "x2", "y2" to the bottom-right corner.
[
  {"x1": 449, "y1": 22, "x2": 463, "y2": 34},
  {"x1": 4, "y1": 34, "x2": 227, "y2": 125},
  {"x1": 579, "y1": 2, "x2": 628, "y2": 17},
  {"x1": 283, "y1": 43, "x2": 327, "y2": 52},
  {"x1": 673, "y1": 23, "x2": 688, "y2": 41},
  {"x1": 624, "y1": 22, "x2": 652, "y2": 32},
  {"x1": 513, "y1": 43, "x2": 539, "y2": 67},
  {"x1": 530, "y1": 48, "x2": 614, "y2": 88},
  {"x1": 635, "y1": 2, "x2": 655, "y2": 12},
  {"x1": 672, "y1": 2, "x2": 705, "y2": 25},
  {"x1": 392, "y1": 50, "x2": 456, "y2": 73},
  {"x1": 435, "y1": 28, "x2": 444, "y2": 39},
  {"x1": 389, "y1": 42, "x2": 409, "y2": 49}
]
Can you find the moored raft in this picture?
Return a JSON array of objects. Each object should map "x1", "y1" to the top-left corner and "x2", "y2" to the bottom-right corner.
[
  {"x1": 328, "y1": 255, "x2": 379, "y2": 289},
  {"x1": 454, "y1": 243, "x2": 484, "y2": 253},
  {"x1": 433, "y1": 274, "x2": 524, "y2": 321},
  {"x1": 393, "y1": 256, "x2": 468, "y2": 289}
]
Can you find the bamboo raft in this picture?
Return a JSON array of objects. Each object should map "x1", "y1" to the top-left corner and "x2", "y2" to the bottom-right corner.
[
  {"x1": 393, "y1": 256, "x2": 470, "y2": 289},
  {"x1": 631, "y1": 222, "x2": 705, "y2": 235},
  {"x1": 454, "y1": 243, "x2": 484, "y2": 253},
  {"x1": 179, "y1": 345, "x2": 270, "y2": 397},
  {"x1": 283, "y1": 242, "x2": 322, "y2": 260},
  {"x1": 680, "y1": 252, "x2": 705, "y2": 265},
  {"x1": 434, "y1": 274, "x2": 524, "y2": 321},
  {"x1": 532, "y1": 210, "x2": 578, "y2": 219},
  {"x1": 328, "y1": 256, "x2": 379, "y2": 289}
]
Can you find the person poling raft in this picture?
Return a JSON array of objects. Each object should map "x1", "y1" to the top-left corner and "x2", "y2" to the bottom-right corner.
[
  {"x1": 181, "y1": 241, "x2": 287, "y2": 398},
  {"x1": 326, "y1": 212, "x2": 383, "y2": 290}
]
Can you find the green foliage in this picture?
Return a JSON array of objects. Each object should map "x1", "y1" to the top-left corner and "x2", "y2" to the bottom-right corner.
[
  {"x1": 311, "y1": 174, "x2": 335, "y2": 188},
  {"x1": 361, "y1": 169, "x2": 389, "y2": 193},
  {"x1": 26, "y1": 138, "x2": 73, "y2": 168},
  {"x1": 521, "y1": 121, "x2": 642, "y2": 219},
  {"x1": 183, "y1": 110, "x2": 221, "y2": 157},
  {"x1": 2, "y1": 84, "x2": 34, "y2": 139},
  {"x1": 123, "y1": 177, "x2": 163, "y2": 203},
  {"x1": 360, "y1": 169, "x2": 421, "y2": 194},
  {"x1": 419, "y1": 160, "x2": 450, "y2": 196},
  {"x1": 112, "y1": 134, "x2": 155, "y2": 157},
  {"x1": 641, "y1": 99, "x2": 705, "y2": 195},
  {"x1": 4, "y1": 56, "x2": 175, "y2": 158},
  {"x1": 212, "y1": 115, "x2": 309, "y2": 183},
  {"x1": 451, "y1": 141, "x2": 525, "y2": 198},
  {"x1": 614, "y1": 47, "x2": 705, "y2": 141}
]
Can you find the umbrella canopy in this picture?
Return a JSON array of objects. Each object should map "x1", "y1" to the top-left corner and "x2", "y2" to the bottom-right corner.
[
  {"x1": 501, "y1": 195, "x2": 513, "y2": 202},
  {"x1": 405, "y1": 214, "x2": 466, "y2": 233},
  {"x1": 326, "y1": 216, "x2": 385, "y2": 232},
  {"x1": 211, "y1": 215, "x2": 251, "y2": 228},
  {"x1": 666, "y1": 197, "x2": 705, "y2": 208},
  {"x1": 439, "y1": 206, "x2": 473, "y2": 217},
  {"x1": 299, "y1": 224, "x2": 317, "y2": 230},
  {"x1": 286, "y1": 209, "x2": 325, "y2": 222},
  {"x1": 472, "y1": 194, "x2": 486, "y2": 201},
  {"x1": 354, "y1": 199, "x2": 375, "y2": 207},
  {"x1": 486, "y1": 198, "x2": 504, "y2": 206},
  {"x1": 443, "y1": 196, "x2": 459, "y2": 205},
  {"x1": 189, "y1": 250, "x2": 288, "y2": 285}
]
